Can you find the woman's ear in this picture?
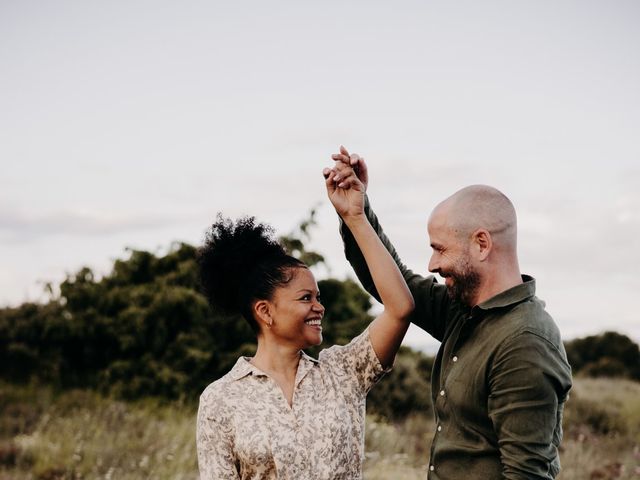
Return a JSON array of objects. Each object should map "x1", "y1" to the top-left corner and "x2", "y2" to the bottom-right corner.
[{"x1": 253, "y1": 300, "x2": 273, "y2": 328}]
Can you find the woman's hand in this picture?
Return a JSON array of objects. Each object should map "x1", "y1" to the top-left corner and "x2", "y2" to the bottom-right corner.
[
  {"x1": 323, "y1": 163, "x2": 365, "y2": 221},
  {"x1": 331, "y1": 145, "x2": 369, "y2": 191}
]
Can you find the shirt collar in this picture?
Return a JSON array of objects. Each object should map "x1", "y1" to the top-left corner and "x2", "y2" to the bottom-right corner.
[
  {"x1": 473, "y1": 274, "x2": 536, "y2": 313},
  {"x1": 228, "y1": 351, "x2": 319, "y2": 382}
]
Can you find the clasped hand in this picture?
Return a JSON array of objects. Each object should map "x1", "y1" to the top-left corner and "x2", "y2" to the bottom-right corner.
[{"x1": 323, "y1": 147, "x2": 366, "y2": 221}]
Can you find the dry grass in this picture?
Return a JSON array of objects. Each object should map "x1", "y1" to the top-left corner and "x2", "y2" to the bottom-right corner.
[
  {"x1": 557, "y1": 377, "x2": 640, "y2": 479},
  {"x1": 1, "y1": 378, "x2": 639, "y2": 479},
  {"x1": 0, "y1": 385, "x2": 197, "y2": 480}
]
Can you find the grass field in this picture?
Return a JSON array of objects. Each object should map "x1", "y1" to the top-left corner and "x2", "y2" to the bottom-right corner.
[{"x1": 1, "y1": 377, "x2": 639, "y2": 479}]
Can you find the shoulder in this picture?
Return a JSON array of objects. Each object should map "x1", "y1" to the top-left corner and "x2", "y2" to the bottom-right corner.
[
  {"x1": 493, "y1": 302, "x2": 572, "y2": 387},
  {"x1": 316, "y1": 328, "x2": 389, "y2": 394},
  {"x1": 198, "y1": 360, "x2": 248, "y2": 415},
  {"x1": 508, "y1": 296, "x2": 564, "y2": 350},
  {"x1": 318, "y1": 328, "x2": 372, "y2": 363},
  {"x1": 486, "y1": 295, "x2": 571, "y2": 373}
]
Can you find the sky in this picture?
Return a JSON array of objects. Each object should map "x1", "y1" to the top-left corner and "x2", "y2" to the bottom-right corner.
[{"x1": 1, "y1": 1, "x2": 639, "y2": 353}]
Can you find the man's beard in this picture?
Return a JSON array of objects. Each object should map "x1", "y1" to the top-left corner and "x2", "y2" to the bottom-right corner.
[{"x1": 443, "y1": 256, "x2": 481, "y2": 307}]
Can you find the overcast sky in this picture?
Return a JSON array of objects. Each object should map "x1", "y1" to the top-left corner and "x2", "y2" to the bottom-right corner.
[{"x1": 1, "y1": 1, "x2": 638, "y2": 352}]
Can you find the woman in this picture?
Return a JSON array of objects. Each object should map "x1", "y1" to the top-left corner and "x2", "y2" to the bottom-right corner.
[{"x1": 196, "y1": 161, "x2": 414, "y2": 479}]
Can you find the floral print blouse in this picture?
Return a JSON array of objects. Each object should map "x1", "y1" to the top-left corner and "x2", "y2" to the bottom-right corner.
[{"x1": 196, "y1": 328, "x2": 389, "y2": 479}]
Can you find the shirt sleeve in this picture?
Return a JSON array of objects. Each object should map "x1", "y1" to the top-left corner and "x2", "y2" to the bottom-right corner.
[
  {"x1": 196, "y1": 391, "x2": 240, "y2": 480},
  {"x1": 320, "y1": 327, "x2": 391, "y2": 395},
  {"x1": 339, "y1": 195, "x2": 451, "y2": 340},
  {"x1": 488, "y1": 331, "x2": 572, "y2": 479}
]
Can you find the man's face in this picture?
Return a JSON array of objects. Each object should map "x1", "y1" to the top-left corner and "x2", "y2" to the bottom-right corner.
[
  {"x1": 437, "y1": 250, "x2": 480, "y2": 307},
  {"x1": 428, "y1": 211, "x2": 481, "y2": 307}
]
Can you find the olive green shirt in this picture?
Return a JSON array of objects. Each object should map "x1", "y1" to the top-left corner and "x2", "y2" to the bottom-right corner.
[{"x1": 340, "y1": 198, "x2": 572, "y2": 480}]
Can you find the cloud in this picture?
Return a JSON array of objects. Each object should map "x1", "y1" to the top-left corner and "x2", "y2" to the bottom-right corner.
[
  {"x1": 519, "y1": 189, "x2": 640, "y2": 277},
  {"x1": 0, "y1": 208, "x2": 180, "y2": 243}
]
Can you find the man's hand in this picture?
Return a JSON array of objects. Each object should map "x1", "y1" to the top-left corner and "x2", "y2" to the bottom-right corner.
[
  {"x1": 323, "y1": 163, "x2": 365, "y2": 221},
  {"x1": 331, "y1": 145, "x2": 369, "y2": 191}
]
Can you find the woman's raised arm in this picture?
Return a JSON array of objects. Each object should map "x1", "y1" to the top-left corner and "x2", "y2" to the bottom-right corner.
[{"x1": 324, "y1": 162, "x2": 414, "y2": 368}]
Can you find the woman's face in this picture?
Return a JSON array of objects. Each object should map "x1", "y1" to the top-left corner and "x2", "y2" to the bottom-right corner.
[{"x1": 269, "y1": 267, "x2": 324, "y2": 349}]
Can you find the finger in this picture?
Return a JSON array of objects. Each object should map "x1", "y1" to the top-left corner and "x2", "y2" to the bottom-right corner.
[
  {"x1": 340, "y1": 145, "x2": 350, "y2": 157},
  {"x1": 353, "y1": 156, "x2": 369, "y2": 186},
  {"x1": 324, "y1": 169, "x2": 337, "y2": 194},
  {"x1": 350, "y1": 153, "x2": 360, "y2": 166},
  {"x1": 336, "y1": 169, "x2": 363, "y2": 190},
  {"x1": 331, "y1": 153, "x2": 350, "y2": 165},
  {"x1": 332, "y1": 163, "x2": 352, "y2": 182},
  {"x1": 334, "y1": 161, "x2": 351, "y2": 173},
  {"x1": 337, "y1": 177, "x2": 354, "y2": 189},
  {"x1": 322, "y1": 167, "x2": 331, "y2": 179}
]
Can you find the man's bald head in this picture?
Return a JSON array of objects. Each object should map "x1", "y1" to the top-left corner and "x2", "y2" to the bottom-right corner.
[{"x1": 431, "y1": 185, "x2": 518, "y2": 252}]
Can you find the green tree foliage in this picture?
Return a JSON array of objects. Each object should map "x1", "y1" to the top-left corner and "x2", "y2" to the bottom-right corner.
[
  {"x1": 0, "y1": 212, "x2": 436, "y2": 420},
  {"x1": 278, "y1": 206, "x2": 325, "y2": 268},
  {"x1": 3, "y1": 207, "x2": 639, "y2": 423},
  {"x1": 367, "y1": 347, "x2": 433, "y2": 421},
  {"x1": 565, "y1": 331, "x2": 640, "y2": 380}
]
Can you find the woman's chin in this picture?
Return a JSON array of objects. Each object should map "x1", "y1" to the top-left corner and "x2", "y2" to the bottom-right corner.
[{"x1": 306, "y1": 333, "x2": 323, "y2": 347}]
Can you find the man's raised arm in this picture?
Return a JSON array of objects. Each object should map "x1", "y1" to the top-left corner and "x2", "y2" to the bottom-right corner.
[{"x1": 330, "y1": 146, "x2": 450, "y2": 340}]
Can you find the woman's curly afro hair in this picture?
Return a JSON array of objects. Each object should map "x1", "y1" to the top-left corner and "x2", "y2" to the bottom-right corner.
[{"x1": 197, "y1": 215, "x2": 306, "y2": 331}]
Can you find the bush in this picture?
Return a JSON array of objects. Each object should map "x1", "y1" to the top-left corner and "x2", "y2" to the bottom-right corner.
[{"x1": 565, "y1": 332, "x2": 640, "y2": 380}]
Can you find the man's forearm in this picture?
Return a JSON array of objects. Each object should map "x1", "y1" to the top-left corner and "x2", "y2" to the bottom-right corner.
[{"x1": 339, "y1": 195, "x2": 449, "y2": 339}]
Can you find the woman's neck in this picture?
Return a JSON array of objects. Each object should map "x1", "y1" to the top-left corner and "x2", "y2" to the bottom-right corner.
[{"x1": 251, "y1": 339, "x2": 301, "y2": 379}]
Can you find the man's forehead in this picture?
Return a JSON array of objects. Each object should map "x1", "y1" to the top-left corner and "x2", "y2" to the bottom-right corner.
[{"x1": 428, "y1": 204, "x2": 451, "y2": 229}]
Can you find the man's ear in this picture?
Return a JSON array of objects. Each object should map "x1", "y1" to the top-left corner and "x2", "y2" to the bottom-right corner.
[
  {"x1": 473, "y1": 229, "x2": 492, "y2": 261},
  {"x1": 253, "y1": 300, "x2": 273, "y2": 328}
]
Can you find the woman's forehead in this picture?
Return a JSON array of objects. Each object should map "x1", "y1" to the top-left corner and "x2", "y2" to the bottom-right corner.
[{"x1": 285, "y1": 267, "x2": 318, "y2": 291}]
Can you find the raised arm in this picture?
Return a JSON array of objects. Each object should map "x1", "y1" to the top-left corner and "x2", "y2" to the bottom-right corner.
[
  {"x1": 324, "y1": 163, "x2": 414, "y2": 368},
  {"x1": 332, "y1": 147, "x2": 451, "y2": 341}
]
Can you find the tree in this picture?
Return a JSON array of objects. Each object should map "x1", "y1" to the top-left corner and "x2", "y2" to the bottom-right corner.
[
  {"x1": 0, "y1": 209, "x2": 438, "y2": 419},
  {"x1": 565, "y1": 331, "x2": 640, "y2": 380}
]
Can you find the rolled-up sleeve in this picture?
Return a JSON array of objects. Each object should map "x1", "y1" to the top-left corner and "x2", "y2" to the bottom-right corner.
[{"x1": 488, "y1": 331, "x2": 572, "y2": 479}]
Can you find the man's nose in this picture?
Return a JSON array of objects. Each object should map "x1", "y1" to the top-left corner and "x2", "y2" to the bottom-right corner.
[{"x1": 428, "y1": 254, "x2": 438, "y2": 273}]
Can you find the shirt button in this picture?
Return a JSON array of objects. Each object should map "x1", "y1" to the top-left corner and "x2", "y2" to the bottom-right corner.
[
  {"x1": 452, "y1": 355, "x2": 458, "y2": 362},
  {"x1": 430, "y1": 465, "x2": 435, "y2": 471},
  {"x1": 437, "y1": 425, "x2": 442, "y2": 432},
  {"x1": 439, "y1": 389, "x2": 445, "y2": 396}
]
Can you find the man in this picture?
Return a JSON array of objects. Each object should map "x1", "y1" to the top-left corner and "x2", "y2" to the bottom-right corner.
[{"x1": 328, "y1": 147, "x2": 572, "y2": 479}]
